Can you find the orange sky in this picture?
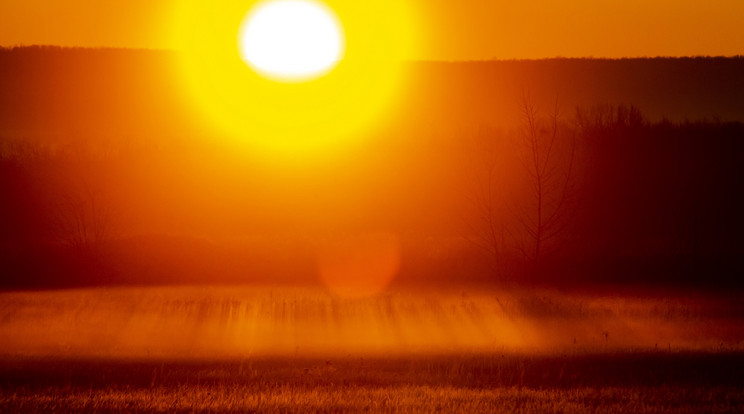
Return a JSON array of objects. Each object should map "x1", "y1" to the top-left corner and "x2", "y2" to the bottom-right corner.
[{"x1": 1, "y1": 0, "x2": 743, "y2": 59}]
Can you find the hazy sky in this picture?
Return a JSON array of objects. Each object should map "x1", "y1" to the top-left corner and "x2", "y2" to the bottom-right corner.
[{"x1": 1, "y1": 0, "x2": 743, "y2": 59}]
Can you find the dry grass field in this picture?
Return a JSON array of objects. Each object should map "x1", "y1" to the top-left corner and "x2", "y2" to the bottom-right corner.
[
  {"x1": 2, "y1": 354, "x2": 743, "y2": 412},
  {"x1": 1, "y1": 286, "x2": 743, "y2": 412}
]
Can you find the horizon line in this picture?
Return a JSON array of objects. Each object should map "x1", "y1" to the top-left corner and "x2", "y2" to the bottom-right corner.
[{"x1": 1, "y1": 44, "x2": 743, "y2": 62}]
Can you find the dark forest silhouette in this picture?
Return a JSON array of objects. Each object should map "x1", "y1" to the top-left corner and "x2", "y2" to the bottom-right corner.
[{"x1": 1, "y1": 47, "x2": 743, "y2": 290}]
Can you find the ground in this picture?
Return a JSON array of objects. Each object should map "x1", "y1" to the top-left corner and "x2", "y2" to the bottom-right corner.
[
  {"x1": 1, "y1": 286, "x2": 742, "y2": 412},
  {"x1": 2, "y1": 354, "x2": 743, "y2": 413}
]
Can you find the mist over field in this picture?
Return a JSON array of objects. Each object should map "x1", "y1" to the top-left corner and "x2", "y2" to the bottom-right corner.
[
  {"x1": 2, "y1": 285, "x2": 743, "y2": 359},
  {"x1": 2, "y1": 284, "x2": 743, "y2": 413}
]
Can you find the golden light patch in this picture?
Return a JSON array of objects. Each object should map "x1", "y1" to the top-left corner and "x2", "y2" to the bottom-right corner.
[{"x1": 169, "y1": 0, "x2": 420, "y2": 161}]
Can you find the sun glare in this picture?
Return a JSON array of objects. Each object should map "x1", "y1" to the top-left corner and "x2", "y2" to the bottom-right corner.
[
  {"x1": 239, "y1": 0, "x2": 344, "y2": 82},
  {"x1": 172, "y1": 0, "x2": 420, "y2": 159}
]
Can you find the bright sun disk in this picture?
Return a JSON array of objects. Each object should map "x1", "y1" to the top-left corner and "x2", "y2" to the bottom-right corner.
[
  {"x1": 174, "y1": 0, "x2": 419, "y2": 157},
  {"x1": 238, "y1": 0, "x2": 344, "y2": 82}
]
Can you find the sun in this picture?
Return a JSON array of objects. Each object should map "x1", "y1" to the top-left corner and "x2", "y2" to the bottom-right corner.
[
  {"x1": 238, "y1": 0, "x2": 344, "y2": 82},
  {"x1": 171, "y1": 0, "x2": 421, "y2": 160}
]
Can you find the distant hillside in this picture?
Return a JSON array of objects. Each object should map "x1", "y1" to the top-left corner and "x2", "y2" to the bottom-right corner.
[
  {"x1": 0, "y1": 46, "x2": 199, "y2": 147},
  {"x1": 401, "y1": 57, "x2": 744, "y2": 129},
  {"x1": 1, "y1": 47, "x2": 743, "y2": 145}
]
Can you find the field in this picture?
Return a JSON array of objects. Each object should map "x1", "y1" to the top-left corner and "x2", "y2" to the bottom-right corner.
[
  {"x1": 3, "y1": 353, "x2": 744, "y2": 413},
  {"x1": 1, "y1": 286, "x2": 743, "y2": 412}
]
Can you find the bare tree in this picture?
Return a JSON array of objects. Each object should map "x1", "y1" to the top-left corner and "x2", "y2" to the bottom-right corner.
[
  {"x1": 464, "y1": 127, "x2": 509, "y2": 277},
  {"x1": 515, "y1": 96, "x2": 577, "y2": 276},
  {"x1": 465, "y1": 97, "x2": 579, "y2": 280},
  {"x1": 54, "y1": 179, "x2": 115, "y2": 252}
]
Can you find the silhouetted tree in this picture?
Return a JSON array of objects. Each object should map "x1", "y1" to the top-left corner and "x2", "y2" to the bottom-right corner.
[
  {"x1": 465, "y1": 127, "x2": 510, "y2": 278},
  {"x1": 515, "y1": 97, "x2": 577, "y2": 277},
  {"x1": 52, "y1": 171, "x2": 116, "y2": 253}
]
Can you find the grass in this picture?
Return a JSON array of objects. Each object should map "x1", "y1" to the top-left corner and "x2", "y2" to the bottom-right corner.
[
  {"x1": 6, "y1": 385, "x2": 743, "y2": 413},
  {"x1": 2, "y1": 354, "x2": 743, "y2": 413}
]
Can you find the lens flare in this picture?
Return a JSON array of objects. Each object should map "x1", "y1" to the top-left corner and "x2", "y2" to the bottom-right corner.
[{"x1": 317, "y1": 232, "x2": 401, "y2": 299}]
